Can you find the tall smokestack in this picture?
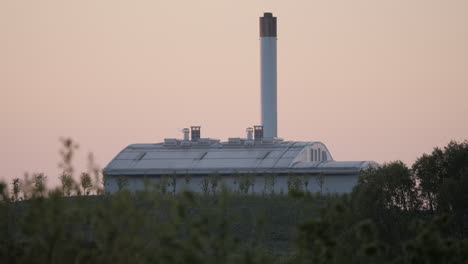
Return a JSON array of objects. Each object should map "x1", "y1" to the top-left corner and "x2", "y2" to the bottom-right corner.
[{"x1": 260, "y1": 12, "x2": 277, "y2": 138}]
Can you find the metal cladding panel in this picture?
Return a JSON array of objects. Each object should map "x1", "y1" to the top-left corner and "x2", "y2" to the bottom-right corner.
[
  {"x1": 116, "y1": 152, "x2": 144, "y2": 160},
  {"x1": 102, "y1": 141, "x2": 364, "y2": 176},
  {"x1": 194, "y1": 159, "x2": 259, "y2": 169},
  {"x1": 291, "y1": 161, "x2": 369, "y2": 170},
  {"x1": 107, "y1": 160, "x2": 135, "y2": 169},
  {"x1": 265, "y1": 150, "x2": 289, "y2": 158},
  {"x1": 281, "y1": 150, "x2": 302, "y2": 158},
  {"x1": 316, "y1": 161, "x2": 365, "y2": 168},
  {"x1": 290, "y1": 161, "x2": 321, "y2": 168},
  {"x1": 133, "y1": 159, "x2": 195, "y2": 169},
  {"x1": 273, "y1": 158, "x2": 295, "y2": 168},
  {"x1": 143, "y1": 151, "x2": 204, "y2": 159},
  {"x1": 256, "y1": 158, "x2": 277, "y2": 168},
  {"x1": 127, "y1": 144, "x2": 161, "y2": 150},
  {"x1": 204, "y1": 150, "x2": 269, "y2": 159},
  {"x1": 291, "y1": 142, "x2": 312, "y2": 147}
]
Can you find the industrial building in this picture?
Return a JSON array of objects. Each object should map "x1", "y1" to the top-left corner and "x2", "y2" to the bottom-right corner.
[{"x1": 103, "y1": 13, "x2": 376, "y2": 194}]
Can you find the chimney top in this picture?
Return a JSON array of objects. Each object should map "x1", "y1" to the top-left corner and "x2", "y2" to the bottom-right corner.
[
  {"x1": 260, "y1": 12, "x2": 277, "y2": 37},
  {"x1": 254, "y1": 125, "x2": 264, "y2": 141},
  {"x1": 190, "y1": 126, "x2": 201, "y2": 141}
]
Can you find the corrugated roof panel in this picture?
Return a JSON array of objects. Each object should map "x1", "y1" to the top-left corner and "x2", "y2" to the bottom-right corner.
[
  {"x1": 294, "y1": 142, "x2": 314, "y2": 147},
  {"x1": 195, "y1": 158, "x2": 259, "y2": 169},
  {"x1": 204, "y1": 150, "x2": 269, "y2": 159},
  {"x1": 107, "y1": 160, "x2": 135, "y2": 169},
  {"x1": 265, "y1": 150, "x2": 288, "y2": 158},
  {"x1": 316, "y1": 161, "x2": 365, "y2": 168},
  {"x1": 256, "y1": 158, "x2": 277, "y2": 168},
  {"x1": 133, "y1": 159, "x2": 195, "y2": 169},
  {"x1": 281, "y1": 150, "x2": 302, "y2": 158},
  {"x1": 291, "y1": 161, "x2": 367, "y2": 169},
  {"x1": 291, "y1": 161, "x2": 320, "y2": 168},
  {"x1": 103, "y1": 141, "x2": 372, "y2": 176},
  {"x1": 116, "y1": 152, "x2": 144, "y2": 160},
  {"x1": 143, "y1": 151, "x2": 204, "y2": 159},
  {"x1": 273, "y1": 158, "x2": 295, "y2": 168}
]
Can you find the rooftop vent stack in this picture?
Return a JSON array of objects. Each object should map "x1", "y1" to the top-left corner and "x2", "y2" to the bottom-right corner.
[
  {"x1": 260, "y1": 12, "x2": 277, "y2": 138},
  {"x1": 190, "y1": 126, "x2": 200, "y2": 141},
  {"x1": 182, "y1": 128, "x2": 190, "y2": 141},
  {"x1": 246, "y1": 127, "x2": 254, "y2": 141},
  {"x1": 254, "y1": 125, "x2": 264, "y2": 141}
]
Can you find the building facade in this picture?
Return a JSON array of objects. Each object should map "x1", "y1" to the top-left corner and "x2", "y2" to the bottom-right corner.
[{"x1": 103, "y1": 137, "x2": 376, "y2": 194}]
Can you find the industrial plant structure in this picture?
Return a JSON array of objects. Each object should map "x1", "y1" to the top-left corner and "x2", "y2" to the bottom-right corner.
[{"x1": 103, "y1": 13, "x2": 376, "y2": 194}]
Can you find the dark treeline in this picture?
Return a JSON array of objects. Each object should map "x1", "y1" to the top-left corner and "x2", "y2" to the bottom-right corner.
[{"x1": 0, "y1": 140, "x2": 468, "y2": 263}]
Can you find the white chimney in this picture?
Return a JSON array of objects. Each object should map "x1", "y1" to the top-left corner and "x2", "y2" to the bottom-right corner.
[{"x1": 260, "y1": 12, "x2": 277, "y2": 138}]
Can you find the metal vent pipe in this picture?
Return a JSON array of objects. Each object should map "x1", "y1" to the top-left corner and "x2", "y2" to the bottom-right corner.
[
  {"x1": 190, "y1": 126, "x2": 200, "y2": 141},
  {"x1": 254, "y1": 125, "x2": 264, "y2": 141},
  {"x1": 246, "y1": 127, "x2": 253, "y2": 141},
  {"x1": 260, "y1": 12, "x2": 277, "y2": 138},
  {"x1": 182, "y1": 128, "x2": 190, "y2": 141}
]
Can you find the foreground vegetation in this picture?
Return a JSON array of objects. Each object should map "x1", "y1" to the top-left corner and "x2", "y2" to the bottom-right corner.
[{"x1": 1, "y1": 140, "x2": 468, "y2": 263}]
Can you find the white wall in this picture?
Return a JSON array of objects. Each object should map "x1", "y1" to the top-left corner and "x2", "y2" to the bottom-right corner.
[
  {"x1": 104, "y1": 174, "x2": 358, "y2": 194},
  {"x1": 261, "y1": 36, "x2": 277, "y2": 138}
]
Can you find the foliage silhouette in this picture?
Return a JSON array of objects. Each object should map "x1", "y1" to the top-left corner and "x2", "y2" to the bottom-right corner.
[{"x1": 1, "y1": 140, "x2": 468, "y2": 263}]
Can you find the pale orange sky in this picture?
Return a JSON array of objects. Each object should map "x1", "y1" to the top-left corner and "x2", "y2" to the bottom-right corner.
[{"x1": 1, "y1": 0, "x2": 467, "y2": 186}]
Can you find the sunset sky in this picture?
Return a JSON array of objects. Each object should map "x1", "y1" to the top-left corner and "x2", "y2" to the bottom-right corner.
[{"x1": 1, "y1": 0, "x2": 467, "y2": 186}]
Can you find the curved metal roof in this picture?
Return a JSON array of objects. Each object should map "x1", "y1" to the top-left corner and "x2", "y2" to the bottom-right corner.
[{"x1": 103, "y1": 141, "x2": 375, "y2": 176}]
